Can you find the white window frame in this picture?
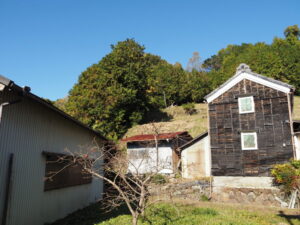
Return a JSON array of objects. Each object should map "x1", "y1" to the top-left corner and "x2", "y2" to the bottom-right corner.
[
  {"x1": 241, "y1": 132, "x2": 258, "y2": 150},
  {"x1": 238, "y1": 96, "x2": 255, "y2": 114}
]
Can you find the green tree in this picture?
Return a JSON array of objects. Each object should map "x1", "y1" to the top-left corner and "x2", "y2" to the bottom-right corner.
[
  {"x1": 66, "y1": 39, "x2": 152, "y2": 140},
  {"x1": 284, "y1": 25, "x2": 300, "y2": 43},
  {"x1": 203, "y1": 25, "x2": 300, "y2": 93},
  {"x1": 146, "y1": 62, "x2": 186, "y2": 107}
]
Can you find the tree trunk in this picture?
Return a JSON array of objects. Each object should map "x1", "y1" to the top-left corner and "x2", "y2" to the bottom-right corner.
[
  {"x1": 132, "y1": 215, "x2": 138, "y2": 225},
  {"x1": 163, "y1": 91, "x2": 167, "y2": 108}
]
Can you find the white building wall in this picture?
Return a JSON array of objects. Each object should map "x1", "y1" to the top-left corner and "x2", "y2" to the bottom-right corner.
[
  {"x1": 0, "y1": 89, "x2": 104, "y2": 225},
  {"x1": 181, "y1": 135, "x2": 210, "y2": 178},
  {"x1": 127, "y1": 146, "x2": 173, "y2": 174},
  {"x1": 294, "y1": 134, "x2": 300, "y2": 160}
]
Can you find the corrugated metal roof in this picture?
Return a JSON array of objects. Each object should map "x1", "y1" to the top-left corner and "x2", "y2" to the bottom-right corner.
[
  {"x1": 178, "y1": 131, "x2": 208, "y2": 150},
  {"x1": 121, "y1": 131, "x2": 189, "y2": 142}
]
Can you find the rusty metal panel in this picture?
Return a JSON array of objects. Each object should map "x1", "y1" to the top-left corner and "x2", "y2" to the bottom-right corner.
[{"x1": 0, "y1": 89, "x2": 104, "y2": 225}]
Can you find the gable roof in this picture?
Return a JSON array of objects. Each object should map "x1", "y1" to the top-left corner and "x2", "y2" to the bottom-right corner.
[
  {"x1": 204, "y1": 64, "x2": 294, "y2": 103},
  {"x1": 0, "y1": 74, "x2": 108, "y2": 141},
  {"x1": 121, "y1": 131, "x2": 190, "y2": 142}
]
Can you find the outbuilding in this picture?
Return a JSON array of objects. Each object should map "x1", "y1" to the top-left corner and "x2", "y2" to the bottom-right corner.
[
  {"x1": 180, "y1": 132, "x2": 210, "y2": 179},
  {"x1": 0, "y1": 75, "x2": 107, "y2": 225},
  {"x1": 122, "y1": 132, "x2": 192, "y2": 174},
  {"x1": 204, "y1": 64, "x2": 296, "y2": 176}
]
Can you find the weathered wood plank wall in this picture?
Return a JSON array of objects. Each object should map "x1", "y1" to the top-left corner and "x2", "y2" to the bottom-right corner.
[{"x1": 208, "y1": 79, "x2": 294, "y2": 176}]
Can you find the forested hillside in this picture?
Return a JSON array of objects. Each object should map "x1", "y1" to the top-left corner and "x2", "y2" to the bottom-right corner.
[{"x1": 55, "y1": 25, "x2": 300, "y2": 140}]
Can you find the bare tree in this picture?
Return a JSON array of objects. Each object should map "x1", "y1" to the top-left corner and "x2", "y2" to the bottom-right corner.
[
  {"x1": 45, "y1": 124, "x2": 186, "y2": 225},
  {"x1": 186, "y1": 51, "x2": 204, "y2": 72}
]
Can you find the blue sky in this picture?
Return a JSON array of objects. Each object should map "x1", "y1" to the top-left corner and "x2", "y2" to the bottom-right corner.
[{"x1": 0, "y1": 0, "x2": 299, "y2": 100}]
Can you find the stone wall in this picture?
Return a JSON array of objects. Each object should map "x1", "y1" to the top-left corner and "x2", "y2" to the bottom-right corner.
[
  {"x1": 212, "y1": 187, "x2": 286, "y2": 207},
  {"x1": 149, "y1": 177, "x2": 288, "y2": 208},
  {"x1": 149, "y1": 180, "x2": 211, "y2": 201}
]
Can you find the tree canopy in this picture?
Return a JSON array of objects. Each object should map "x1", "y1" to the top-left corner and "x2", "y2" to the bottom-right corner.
[
  {"x1": 63, "y1": 25, "x2": 300, "y2": 139},
  {"x1": 66, "y1": 39, "x2": 156, "y2": 139},
  {"x1": 203, "y1": 25, "x2": 300, "y2": 93}
]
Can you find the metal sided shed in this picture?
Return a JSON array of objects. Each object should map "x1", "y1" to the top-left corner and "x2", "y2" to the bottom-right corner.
[
  {"x1": 0, "y1": 75, "x2": 107, "y2": 225},
  {"x1": 180, "y1": 132, "x2": 211, "y2": 179},
  {"x1": 122, "y1": 132, "x2": 193, "y2": 174}
]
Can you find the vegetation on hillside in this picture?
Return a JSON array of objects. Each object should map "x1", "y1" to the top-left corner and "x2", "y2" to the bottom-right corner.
[
  {"x1": 125, "y1": 96, "x2": 300, "y2": 139},
  {"x1": 58, "y1": 25, "x2": 300, "y2": 140}
]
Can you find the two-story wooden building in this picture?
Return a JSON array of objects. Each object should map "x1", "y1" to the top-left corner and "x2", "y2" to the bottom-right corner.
[{"x1": 204, "y1": 64, "x2": 297, "y2": 176}]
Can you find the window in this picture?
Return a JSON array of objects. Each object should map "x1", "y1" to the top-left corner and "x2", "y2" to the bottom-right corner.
[
  {"x1": 43, "y1": 152, "x2": 92, "y2": 191},
  {"x1": 241, "y1": 132, "x2": 258, "y2": 150},
  {"x1": 238, "y1": 96, "x2": 255, "y2": 114}
]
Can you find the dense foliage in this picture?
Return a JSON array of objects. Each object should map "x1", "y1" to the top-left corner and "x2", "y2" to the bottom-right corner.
[
  {"x1": 203, "y1": 25, "x2": 300, "y2": 93},
  {"x1": 271, "y1": 159, "x2": 300, "y2": 193},
  {"x1": 66, "y1": 39, "x2": 155, "y2": 139},
  {"x1": 65, "y1": 39, "x2": 212, "y2": 139},
  {"x1": 64, "y1": 25, "x2": 300, "y2": 139}
]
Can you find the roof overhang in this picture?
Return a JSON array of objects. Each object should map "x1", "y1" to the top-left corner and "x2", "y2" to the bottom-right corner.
[{"x1": 205, "y1": 72, "x2": 293, "y2": 103}]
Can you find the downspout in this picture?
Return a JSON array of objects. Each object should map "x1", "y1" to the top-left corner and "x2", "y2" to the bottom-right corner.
[
  {"x1": 1, "y1": 154, "x2": 14, "y2": 225},
  {"x1": 287, "y1": 92, "x2": 296, "y2": 159},
  {"x1": 205, "y1": 100, "x2": 213, "y2": 198}
]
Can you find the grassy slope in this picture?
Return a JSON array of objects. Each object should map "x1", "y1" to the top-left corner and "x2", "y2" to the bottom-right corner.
[{"x1": 124, "y1": 96, "x2": 300, "y2": 139}]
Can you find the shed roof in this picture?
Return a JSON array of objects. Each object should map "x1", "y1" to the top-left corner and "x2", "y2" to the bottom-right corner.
[
  {"x1": 121, "y1": 131, "x2": 190, "y2": 142},
  {"x1": 204, "y1": 64, "x2": 294, "y2": 103},
  {"x1": 178, "y1": 131, "x2": 208, "y2": 151},
  {"x1": 0, "y1": 74, "x2": 108, "y2": 141}
]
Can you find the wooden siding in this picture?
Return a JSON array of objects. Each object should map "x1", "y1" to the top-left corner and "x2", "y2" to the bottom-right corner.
[{"x1": 208, "y1": 79, "x2": 294, "y2": 176}]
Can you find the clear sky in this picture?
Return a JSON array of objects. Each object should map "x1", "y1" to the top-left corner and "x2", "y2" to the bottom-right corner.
[{"x1": 0, "y1": 0, "x2": 299, "y2": 100}]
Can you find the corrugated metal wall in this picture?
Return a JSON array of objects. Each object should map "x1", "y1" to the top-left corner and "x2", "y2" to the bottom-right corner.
[
  {"x1": 181, "y1": 136, "x2": 210, "y2": 178},
  {"x1": 0, "y1": 89, "x2": 104, "y2": 225}
]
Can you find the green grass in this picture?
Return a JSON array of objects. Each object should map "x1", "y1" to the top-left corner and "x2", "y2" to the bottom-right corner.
[
  {"x1": 51, "y1": 201, "x2": 300, "y2": 225},
  {"x1": 97, "y1": 202, "x2": 300, "y2": 225}
]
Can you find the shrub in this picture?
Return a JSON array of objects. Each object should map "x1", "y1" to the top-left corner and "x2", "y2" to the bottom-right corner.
[
  {"x1": 271, "y1": 159, "x2": 300, "y2": 193},
  {"x1": 174, "y1": 173, "x2": 181, "y2": 179},
  {"x1": 191, "y1": 207, "x2": 217, "y2": 215},
  {"x1": 182, "y1": 103, "x2": 197, "y2": 115},
  {"x1": 151, "y1": 174, "x2": 167, "y2": 184},
  {"x1": 199, "y1": 194, "x2": 210, "y2": 202}
]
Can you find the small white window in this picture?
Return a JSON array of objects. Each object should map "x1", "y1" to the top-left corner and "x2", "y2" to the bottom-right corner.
[
  {"x1": 238, "y1": 96, "x2": 255, "y2": 114},
  {"x1": 241, "y1": 132, "x2": 258, "y2": 150}
]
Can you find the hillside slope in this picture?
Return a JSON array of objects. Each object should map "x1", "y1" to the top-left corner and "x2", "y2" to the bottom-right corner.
[{"x1": 124, "y1": 96, "x2": 300, "y2": 139}]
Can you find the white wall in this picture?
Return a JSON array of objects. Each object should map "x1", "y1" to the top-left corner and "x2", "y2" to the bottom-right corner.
[
  {"x1": 0, "y1": 89, "x2": 104, "y2": 225},
  {"x1": 127, "y1": 146, "x2": 173, "y2": 174},
  {"x1": 181, "y1": 135, "x2": 210, "y2": 178},
  {"x1": 294, "y1": 134, "x2": 300, "y2": 160}
]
